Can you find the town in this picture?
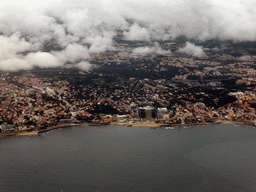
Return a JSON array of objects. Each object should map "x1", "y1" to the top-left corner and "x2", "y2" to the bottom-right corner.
[{"x1": 1, "y1": 40, "x2": 256, "y2": 136}]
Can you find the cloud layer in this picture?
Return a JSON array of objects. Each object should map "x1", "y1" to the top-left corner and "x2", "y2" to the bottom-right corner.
[{"x1": 0, "y1": 0, "x2": 256, "y2": 71}]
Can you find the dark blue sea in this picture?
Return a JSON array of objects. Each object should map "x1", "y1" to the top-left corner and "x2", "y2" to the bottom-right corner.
[{"x1": 0, "y1": 124, "x2": 256, "y2": 192}]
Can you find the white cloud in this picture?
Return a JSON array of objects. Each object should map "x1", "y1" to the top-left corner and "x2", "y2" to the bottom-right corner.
[
  {"x1": 178, "y1": 42, "x2": 206, "y2": 58},
  {"x1": 65, "y1": 61, "x2": 92, "y2": 71},
  {"x1": 25, "y1": 52, "x2": 61, "y2": 68},
  {"x1": 84, "y1": 32, "x2": 115, "y2": 53},
  {"x1": 51, "y1": 43, "x2": 90, "y2": 66},
  {"x1": 132, "y1": 42, "x2": 171, "y2": 55},
  {"x1": 0, "y1": 32, "x2": 33, "y2": 59},
  {"x1": 75, "y1": 61, "x2": 93, "y2": 71},
  {"x1": 132, "y1": 47, "x2": 152, "y2": 55},
  {"x1": 238, "y1": 55, "x2": 254, "y2": 61},
  {"x1": 124, "y1": 23, "x2": 150, "y2": 41},
  {"x1": 0, "y1": 58, "x2": 31, "y2": 71}
]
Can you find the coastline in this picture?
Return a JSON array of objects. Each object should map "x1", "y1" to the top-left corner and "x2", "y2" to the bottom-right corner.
[
  {"x1": 37, "y1": 124, "x2": 80, "y2": 134},
  {"x1": 114, "y1": 120, "x2": 255, "y2": 128},
  {"x1": 0, "y1": 120, "x2": 255, "y2": 138},
  {"x1": 0, "y1": 124, "x2": 81, "y2": 138}
]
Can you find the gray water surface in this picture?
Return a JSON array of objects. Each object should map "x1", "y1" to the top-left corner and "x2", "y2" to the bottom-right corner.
[{"x1": 0, "y1": 124, "x2": 256, "y2": 192}]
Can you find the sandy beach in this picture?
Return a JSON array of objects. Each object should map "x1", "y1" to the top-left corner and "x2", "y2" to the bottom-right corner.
[
  {"x1": 130, "y1": 122, "x2": 160, "y2": 127},
  {"x1": 16, "y1": 131, "x2": 38, "y2": 136}
]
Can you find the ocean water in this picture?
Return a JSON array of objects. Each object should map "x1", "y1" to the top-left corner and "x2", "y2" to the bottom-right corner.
[{"x1": 0, "y1": 124, "x2": 256, "y2": 192}]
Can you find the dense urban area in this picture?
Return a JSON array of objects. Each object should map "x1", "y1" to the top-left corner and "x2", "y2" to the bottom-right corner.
[{"x1": 1, "y1": 39, "x2": 256, "y2": 136}]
